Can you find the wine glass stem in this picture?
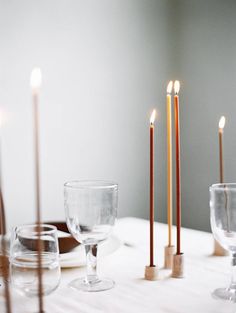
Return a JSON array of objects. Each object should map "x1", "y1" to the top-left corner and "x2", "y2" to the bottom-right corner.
[
  {"x1": 230, "y1": 253, "x2": 236, "y2": 290},
  {"x1": 85, "y1": 244, "x2": 98, "y2": 284}
]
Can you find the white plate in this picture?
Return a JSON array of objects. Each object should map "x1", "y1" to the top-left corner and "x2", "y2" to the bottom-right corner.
[{"x1": 59, "y1": 235, "x2": 122, "y2": 268}]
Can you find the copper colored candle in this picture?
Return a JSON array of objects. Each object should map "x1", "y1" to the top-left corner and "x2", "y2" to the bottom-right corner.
[
  {"x1": 0, "y1": 189, "x2": 6, "y2": 235},
  {"x1": 218, "y1": 116, "x2": 225, "y2": 183},
  {"x1": 174, "y1": 81, "x2": 181, "y2": 255},
  {"x1": 0, "y1": 195, "x2": 12, "y2": 313},
  {"x1": 149, "y1": 110, "x2": 156, "y2": 267},
  {"x1": 0, "y1": 121, "x2": 12, "y2": 312},
  {"x1": 0, "y1": 134, "x2": 6, "y2": 235},
  {"x1": 166, "y1": 81, "x2": 173, "y2": 247}
]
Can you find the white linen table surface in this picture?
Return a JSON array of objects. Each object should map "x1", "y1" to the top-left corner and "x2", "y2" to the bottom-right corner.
[{"x1": 1, "y1": 217, "x2": 236, "y2": 313}]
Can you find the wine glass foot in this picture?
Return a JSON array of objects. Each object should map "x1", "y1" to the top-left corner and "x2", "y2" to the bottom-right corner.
[
  {"x1": 212, "y1": 288, "x2": 236, "y2": 302},
  {"x1": 69, "y1": 277, "x2": 115, "y2": 292}
]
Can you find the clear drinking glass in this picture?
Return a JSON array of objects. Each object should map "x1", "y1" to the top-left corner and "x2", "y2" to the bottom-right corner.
[
  {"x1": 210, "y1": 183, "x2": 236, "y2": 301},
  {"x1": 10, "y1": 224, "x2": 61, "y2": 297},
  {"x1": 64, "y1": 180, "x2": 118, "y2": 292}
]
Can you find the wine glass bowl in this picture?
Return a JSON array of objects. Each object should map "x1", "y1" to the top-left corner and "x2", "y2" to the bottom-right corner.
[
  {"x1": 210, "y1": 183, "x2": 236, "y2": 301},
  {"x1": 64, "y1": 180, "x2": 118, "y2": 292},
  {"x1": 10, "y1": 224, "x2": 61, "y2": 297}
]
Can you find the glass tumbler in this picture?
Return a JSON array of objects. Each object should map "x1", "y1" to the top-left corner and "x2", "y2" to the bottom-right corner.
[
  {"x1": 10, "y1": 224, "x2": 61, "y2": 297},
  {"x1": 210, "y1": 183, "x2": 236, "y2": 301},
  {"x1": 64, "y1": 180, "x2": 118, "y2": 292}
]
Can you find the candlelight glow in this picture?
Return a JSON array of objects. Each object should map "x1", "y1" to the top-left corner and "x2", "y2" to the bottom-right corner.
[
  {"x1": 0, "y1": 113, "x2": 2, "y2": 128},
  {"x1": 167, "y1": 81, "x2": 173, "y2": 94},
  {"x1": 30, "y1": 67, "x2": 42, "y2": 90},
  {"x1": 174, "y1": 80, "x2": 180, "y2": 94},
  {"x1": 0, "y1": 109, "x2": 9, "y2": 128},
  {"x1": 219, "y1": 116, "x2": 226, "y2": 130},
  {"x1": 150, "y1": 110, "x2": 156, "y2": 125}
]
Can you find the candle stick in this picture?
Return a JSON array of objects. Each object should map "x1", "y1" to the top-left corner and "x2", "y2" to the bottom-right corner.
[
  {"x1": 30, "y1": 68, "x2": 44, "y2": 313},
  {"x1": 174, "y1": 81, "x2": 181, "y2": 255},
  {"x1": 0, "y1": 197, "x2": 12, "y2": 313},
  {"x1": 219, "y1": 116, "x2": 225, "y2": 184},
  {"x1": 150, "y1": 109, "x2": 155, "y2": 267},
  {"x1": 172, "y1": 80, "x2": 184, "y2": 278},
  {"x1": 213, "y1": 116, "x2": 228, "y2": 256},
  {"x1": 145, "y1": 110, "x2": 158, "y2": 281},
  {"x1": 164, "y1": 81, "x2": 175, "y2": 269},
  {"x1": 218, "y1": 117, "x2": 230, "y2": 234},
  {"x1": 0, "y1": 190, "x2": 6, "y2": 235},
  {"x1": 0, "y1": 115, "x2": 12, "y2": 313},
  {"x1": 0, "y1": 120, "x2": 6, "y2": 236},
  {"x1": 167, "y1": 81, "x2": 173, "y2": 247}
]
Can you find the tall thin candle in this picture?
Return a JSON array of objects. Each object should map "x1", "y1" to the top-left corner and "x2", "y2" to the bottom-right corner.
[
  {"x1": 219, "y1": 116, "x2": 225, "y2": 183},
  {"x1": 0, "y1": 199, "x2": 12, "y2": 313},
  {"x1": 166, "y1": 81, "x2": 173, "y2": 247},
  {"x1": 213, "y1": 116, "x2": 228, "y2": 256},
  {"x1": 145, "y1": 110, "x2": 158, "y2": 280},
  {"x1": 30, "y1": 68, "x2": 44, "y2": 313},
  {"x1": 0, "y1": 115, "x2": 12, "y2": 313},
  {"x1": 0, "y1": 190, "x2": 5, "y2": 235},
  {"x1": 219, "y1": 116, "x2": 230, "y2": 231},
  {"x1": 174, "y1": 81, "x2": 181, "y2": 255},
  {"x1": 150, "y1": 110, "x2": 156, "y2": 267},
  {"x1": 0, "y1": 117, "x2": 6, "y2": 236}
]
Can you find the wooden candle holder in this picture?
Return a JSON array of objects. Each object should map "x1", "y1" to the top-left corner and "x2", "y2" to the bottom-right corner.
[
  {"x1": 213, "y1": 239, "x2": 228, "y2": 256},
  {"x1": 164, "y1": 245, "x2": 175, "y2": 269},
  {"x1": 172, "y1": 253, "x2": 184, "y2": 278},
  {"x1": 145, "y1": 265, "x2": 158, "y2": 281}
]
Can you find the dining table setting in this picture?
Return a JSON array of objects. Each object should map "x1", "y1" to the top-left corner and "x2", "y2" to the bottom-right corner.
[
  {"x1": 0, "y1": 67, "x2": 236, "y2": 313},
  {"x1": 1, "y1": 217, "x2": 235, "y2": 313}
]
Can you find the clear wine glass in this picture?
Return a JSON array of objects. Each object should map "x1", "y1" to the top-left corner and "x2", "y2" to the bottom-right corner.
[
  {"x1": 64, "y1": 180, "x2": 118, "y2": 292},
  {"x1": 10, "y1": 224, "x2": 61, "y2": 298},
  {"x1": 210, "y1": 183, "x2": 236, "y2": 301}
]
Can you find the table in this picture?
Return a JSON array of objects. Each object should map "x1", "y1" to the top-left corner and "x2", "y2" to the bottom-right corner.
[{"x1": 1, "y1": 217, "x2": 236, "y2": 313}]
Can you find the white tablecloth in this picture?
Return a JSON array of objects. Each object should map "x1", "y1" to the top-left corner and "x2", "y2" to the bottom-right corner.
[{"x1": 1, "y1": 217, "x2": 236, "y2": 313}]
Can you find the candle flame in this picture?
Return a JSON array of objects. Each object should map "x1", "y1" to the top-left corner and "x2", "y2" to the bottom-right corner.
[
  {"x1": 174, "y1": 80, "x2": 180, "y2": 94},
  {"x1": 150, "y1": 110, "x2": 156, "y2": 125},
  {"x1": 219, "y1": 116, "x2": 226, "y2": 130},
  {"x1": 167, "y1": 81, "x2": 173, "y2": 94},
  {"x1": 30, "y1": 67, "x2": 42, "y2": 90}
]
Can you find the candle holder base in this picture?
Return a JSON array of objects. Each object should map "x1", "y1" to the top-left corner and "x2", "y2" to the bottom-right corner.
[
  {"x1": 144, "y1": 265, "x2": 158, "y2": 281},
  {"x1": 172, "y1": 253, "x2": 184, "y2": 278},
  {"x1": 213, "y1": 239, "x2": 228, "y2": 256},
  {"x1": 164, "y1": 245, "x2": 175, "y2": 269}
]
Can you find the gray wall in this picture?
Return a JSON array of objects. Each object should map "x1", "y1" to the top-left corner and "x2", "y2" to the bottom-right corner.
[
  {"x1": 176, "y1": 0, "x2": 236, "y2": 231},
  {"x1": 1, "y1": 0, "x2": 236, "y2": 232},
  {"x1": 0, "y1": 0, "x2": 173, "y2": 230}
]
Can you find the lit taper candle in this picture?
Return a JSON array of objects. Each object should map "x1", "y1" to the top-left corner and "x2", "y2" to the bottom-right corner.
[
  {"x1": 172, "y1": 80, "x2": 184, "y2": 278},
  {"x1": 174, "y1": 80, "x2": 181, "y2": 255},
  {"x1": 145, "y1": 110, "x2": 158, "y2": 281},
  {"x1": 0, "y1": 114, "x2": 12, "y2": 313},
  {"x1": 213, "y1": 116, "x2": 228, "y2": 256},
  {"x1": 219, "y1": 116, "x2": 225, "y2": 184},
  {"x1": 30, "y1": 68, "x2": 44, "y2": 313},
  {"x1": 164, "y1": 81, "x2": 175, "y2": 269},
  {"x1": 166, "y1": 81, "x2": 173, "y2": 247},
  {"x1": 0, "y1": 114, "x2": 6, "y2": 235}
]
